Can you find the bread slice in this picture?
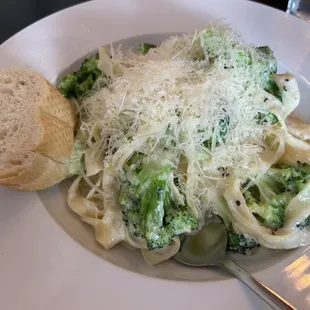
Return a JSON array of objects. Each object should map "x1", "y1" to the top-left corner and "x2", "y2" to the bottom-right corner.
[
  {"x1": 0, "y1": 69, "x2": 77, "y2": 191},
  {"x1": 0, "y1": 151, "x2": 68, "y2": 191}
]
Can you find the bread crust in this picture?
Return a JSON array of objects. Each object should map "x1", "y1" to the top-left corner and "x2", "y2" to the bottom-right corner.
[
  {"x1": 0, "y1": 152, "x2": 68, "y2": 191},
  {"x1": 33, "y1": 72, "x2": 77, "y2": 128},
  {"x1": 0, "y1": 69, "x2": 76, "y2": 191},
  {"x1": 34, "y1": 110, "x2": 75, "y2": 163}
]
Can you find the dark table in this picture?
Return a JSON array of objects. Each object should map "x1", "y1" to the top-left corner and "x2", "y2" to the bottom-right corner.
[{"x1": 0, "y1": 0, "x2": 288, "y2": 44}]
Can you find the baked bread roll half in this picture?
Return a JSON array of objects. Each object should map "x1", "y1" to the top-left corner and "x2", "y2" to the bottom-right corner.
[{"x1": 0, "y1": 69, "x2": 77, "y2": 191}]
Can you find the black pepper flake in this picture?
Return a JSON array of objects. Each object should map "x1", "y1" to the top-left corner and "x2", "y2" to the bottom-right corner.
[
  {"x1": 283, "y1": 86, "x2": 287, "y2": 92},
  {"x1": 285, "y1": 79, "x2": 289, "y2": 82},
  {"x1": 236, "y1": 200, "x2": 241, "y2": 206},
  {"x1": 218, "y1": 167, "x2": 229, "y2": 177},
  {"x1": 297, "y1": 222, "x2": 305, "y2": 230},
  {"x1": 264, "y1": 98, "x2": 268, "y2": 102}
]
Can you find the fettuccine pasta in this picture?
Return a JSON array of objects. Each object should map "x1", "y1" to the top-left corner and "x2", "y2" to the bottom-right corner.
[{"x1": 60, "y1": 23, "x2": 310, "y2": 264}]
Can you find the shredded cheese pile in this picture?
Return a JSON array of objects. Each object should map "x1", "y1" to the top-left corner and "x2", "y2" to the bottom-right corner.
[{"x1": 80, "y1": 24, "x2": 279, "y2": 212}]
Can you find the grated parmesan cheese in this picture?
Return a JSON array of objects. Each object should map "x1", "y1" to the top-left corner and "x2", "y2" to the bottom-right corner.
[{"x1": 79, "y1": 23, "x2": 285, "y2": 213}]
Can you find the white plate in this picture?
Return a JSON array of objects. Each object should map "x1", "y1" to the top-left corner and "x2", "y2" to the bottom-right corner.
[{"x1": 1, "y1": 0, "x2": 310, "y2": 309}]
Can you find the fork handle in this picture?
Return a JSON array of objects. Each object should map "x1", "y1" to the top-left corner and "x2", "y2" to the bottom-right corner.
[{"x1": 219, "y1": 257, "x2": 296, "y2": 310}]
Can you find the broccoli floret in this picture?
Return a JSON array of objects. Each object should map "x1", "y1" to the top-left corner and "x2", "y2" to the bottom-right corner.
[
  {"x1": 198, "y1": 29, "x2": 229, "y2": 62},
  {"x1": 235, "y1": 50, "x2": 252, "y2": 66},
  {"x1": 215, "y1": 197, "x2": 260, "y2": 254},
  {"x1": 219, "y1": 115, "x2": 230, "y2": 140},
  {"x1": 80, "y1": 55, "x2": 102, "y2": 77},
  {"x1": 120, "y1": 180, "x2": 144, "y2": 238},
  {"x1": 74, "y1": 74, "x2": 96, "y2": 98},
  {"x1": 198, "y1": 29, "x2": 281, "y2": 100},
  {"x1": 264, "y1": 79, "x2": 282, "y2": 101},
  {"x1": 126, "y1": 152, "x2": 144, "y2": 167},
  {"x1": 255, "y1": 112, "x2": 279, "y2": 125},
  {"x1": 268, "y1": 162, "x2": 310, "y2": 194},
  {"x1": 257, "y1": 46, "x2": 277, "y2": 74},
  {"x1": 244, "y1": 162, "x2": 310, "y2": 230},
  {"x1": 68, "y1": 130, "x2": 86, "y2": 176},
  {"x1": 138, "y1": 43, "x2": 156, "y2": 55},
  {"x1": 203, "y1": 114, "x2": 230, "y2": 149},
  {"x1": 244, "y1": 189, "x2": 292, "y2": 230},
  {"x1": 165, "y1": 204, "x2": 199, "y2": 235},
  {"x1": 58, "y1": 54, "x2": 103, "y2": 99},
  {"x1": 257, "y1": 46, "x2": 273, "y2": 56},
  {"x1": 145, "y1": 204, "x2": 199, "y2": 250},
  {"x1": 58, "y1": 73, "x2": 79, "y2": 98},
  {"x1": 296, "y1": 215, "x2": 310, "y2": 230},
  {"x1": 256, "y1": 46, "x2": 281, "y2": 100},
  {"x1": 227, "y1": 232, "x2": 259, "y2": 254},
  {"x1": 120, "y1": 154, "x2": 199, "y2": 250}
]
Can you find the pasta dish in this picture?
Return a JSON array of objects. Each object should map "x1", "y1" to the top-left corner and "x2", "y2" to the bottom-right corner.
[{"x1": 58, "y1": 23, "x2": 310, "y2": 265}]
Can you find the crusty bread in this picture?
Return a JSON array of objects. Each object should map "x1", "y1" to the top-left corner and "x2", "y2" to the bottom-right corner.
[
  {"x1": 0, "y1": 151, "x2": 68, "y2": 191},
  {"x1": 0, "y1": 69, "x2": 76, "y2": 191}
]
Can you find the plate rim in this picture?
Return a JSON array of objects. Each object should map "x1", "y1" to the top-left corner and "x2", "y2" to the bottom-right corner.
[{"x1": 1, "y1": 0, "x2": 310, "y2": 309}]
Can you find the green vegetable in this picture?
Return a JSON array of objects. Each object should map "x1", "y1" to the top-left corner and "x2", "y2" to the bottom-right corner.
[
  {"x1": 198, "y1": 30, "x2": 281, "y2": 100},
  {"x1": 68, "y1": 130, "x2": 86, "y2": 176},
  {"x1": 268, "y1": 162, "x2": 310, "y2": 194},
  {"x1": 79, "y1": 55, "x2": 102, "y2": 76},
  {"x1": 120, "y1": 153, "x2": 199, "y2": 250},
  {"x1": 58, "y1": 73, "x2": 78, "y2": 98},
  {"x1": 74, "y1": 74, "x2": 96, "y2": 97},
  {"x1": 164, "y1": 204, "x2": 199, "y2": 236},
  {"x1": 264, "y1": 79, "x2": 281, "y2": 101},
  {"x1": 215, "y1": 197, "x2": 259, "y2": 254},
  {"x1": 219, "y1": 115, "x2": 230, "y2": 141},
  {"x1": 235, "y1": 49, "x2": 252, "y2": 66},
  {"x1": 244, "y1": 188, "x2": 291, "y2": 230},
  {"x1": 146, "y1": 202, "x2": 198, "y2": 250},
  {"x1": 244, "y1": 162, "x2": 310, "y2": 230},
  {"x1": 203, "y1": 114, "x2": 230, "y2": 149},
  {"x1": 297, "y1": 215, "x2": 310, "y2": 230},
  {"x1": 58, "y1": 54, "x2": 103, "y2": 99},
  {"x1": 227, "y1": 232, "x2": 259, "y2": 254},
  {"x1": 256, "y1": 46, "x2": 277, "y2": 74},
  {"x1": 256, "y1": 46, "x2": 281, "y2": 100},
  {"x1": 254, "y1": 112, "x2": 279, "y2": 125},
  {"x1": 119, "y1": 183, "x2": 144, "y2": 238},
  {"x1": 235, "y1": 45, "x2": 279, "y2": 98},
  {"x1": 138, "y1": 43, "x2": 156, "y2": 55}
]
